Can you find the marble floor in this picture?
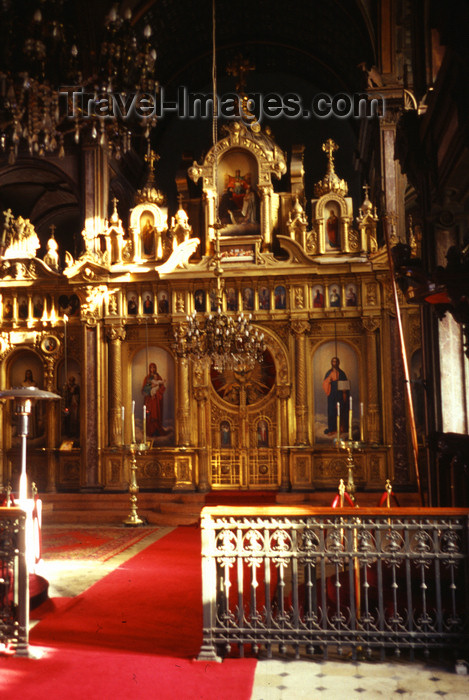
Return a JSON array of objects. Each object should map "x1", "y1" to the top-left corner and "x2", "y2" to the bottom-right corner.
[{"x1": 34, "y1": 525, "x2": 469, "y2": 700}]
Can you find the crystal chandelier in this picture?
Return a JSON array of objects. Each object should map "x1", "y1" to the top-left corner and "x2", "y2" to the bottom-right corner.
[
  {"x1": 0, "y1": 2, "x2": 157, "y2": 163},
  {"x1": 173, "y1": 227, "x2": 266, "y2": 373}
]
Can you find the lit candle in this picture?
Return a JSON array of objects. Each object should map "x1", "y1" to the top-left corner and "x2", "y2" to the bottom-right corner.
[
  {"x1": 121, "y1": 405, "x2": 125, "y2": 444},
  {"x1": 348, "y1": 396, "x2": 353, "y2": 441},
  {"x1": 131, "y1": 400, "x2": 136, "y2": 444},
  {"x1": 143, "y1": 404, "x2": 146, "y2": 444},
  {"x1": 336, "y1": 401, "x2": 340, "y2": 445},
  {"x1": 360, "y1": 402, "x2": 364, "y2": 443}
]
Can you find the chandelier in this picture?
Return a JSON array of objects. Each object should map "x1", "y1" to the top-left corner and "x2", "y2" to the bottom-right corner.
[
  {"x1": 0, "y1": 2, "x2": 157, "y2": 163},
  {"x1": 173, "y1": 226, "x2": 266, "y2": 373}
]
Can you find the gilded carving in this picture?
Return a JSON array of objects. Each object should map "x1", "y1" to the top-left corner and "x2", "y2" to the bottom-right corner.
[
  {"x1": 176, "y1": 292, "x2": 185, "y2": 313},
  {"x1": 294, "y1": 287, "x2": 304, "y2": 309},
  {"x1": 366, "y1": 283, "x2": 377, "y2": 305},
  {"x1": 106, "y1": 325, "x2": 126, "y2": 342},
  {"x1": 289, "y1": 319, "x2": 309, "y2": 336},
  {"x1": 361, "y1": 317, "x2": 379, "y2": 333},
  {"x1": 305, "y1": 227, "x2": 318, "y2": 255},
  {"x1": 348, "y1": 228, "x2": 360, "y2": 251}
]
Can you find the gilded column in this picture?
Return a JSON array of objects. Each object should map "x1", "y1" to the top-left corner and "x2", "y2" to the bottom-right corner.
[
  {"x1": 194, "y1": 386, "x2": 209, "y2": 492},
  {"x1": 291, "y1": 320, "x2": 309, "y2": 445},
  {"x1": 177, "y1": 357, "x2": 191, "y2": 446},
  {"x1": 277, "y1": 384, "x2": 291, "y2": 490},
  {"x1": 362, "y1": 317, "x2": 380, "y2": 443},
  {"x1": 106, "y1": 325, "x2": 126, "y2": 446},
  {"x1": 82, "y1": 323, "x2": 100, "y2": 489},
  {"x1": 258, "y1": 185, "x2": 272, "y2": 248}
]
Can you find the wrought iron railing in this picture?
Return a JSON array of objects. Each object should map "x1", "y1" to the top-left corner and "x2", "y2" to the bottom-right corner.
[
  {"x1": 0, "y1": 507, "x2": 29, "y2": 655},
  {"x1": 198, "y1": 506, "x2": 469, "y2": 661}
]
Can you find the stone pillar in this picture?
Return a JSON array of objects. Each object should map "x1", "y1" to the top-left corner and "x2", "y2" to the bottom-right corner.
[
  {"x1": 291, "y1": 320, "x2": 310, "y2": 445},
  {"x1": 106, "y1": 325, "x2": 126, "y2": 446},
  {"x1": 380, "y1": 106, "x2": 407, "y2": 239},
  {"x1": 177, "y1": 357, "x2": 191, "y2": 446},
  {"x1": 362, "y1": 318, "x2": 380, "y2": 443},
  {"x1": 194, "y1": 386, "x2": 210, "y2": 492}
]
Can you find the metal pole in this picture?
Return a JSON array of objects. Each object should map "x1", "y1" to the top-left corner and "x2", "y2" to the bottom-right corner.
[{"x1": 383, "y1": 216, "x2": 424, "y2": 505}]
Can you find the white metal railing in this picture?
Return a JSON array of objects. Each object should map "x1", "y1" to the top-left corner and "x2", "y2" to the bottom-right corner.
[{"x1": 199, "y1": 506, "x2": 469, "y2": 661}]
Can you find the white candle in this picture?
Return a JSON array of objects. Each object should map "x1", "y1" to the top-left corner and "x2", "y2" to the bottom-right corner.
[
  {"x1": 121, "y1": 405, "x2": 125, "y2": 443},
  {"x1": 360, "y1": 402, "x2": 364, "y2": 443},
  {"x1": 143, "y1": 404, "x2": 146, "y2": 444},
  {"x1": 336, "y1": 401, "x2": 340, "y2": 442},
  {"x1": 131, "y1": 400, "x2": 136, "y2": 444}
]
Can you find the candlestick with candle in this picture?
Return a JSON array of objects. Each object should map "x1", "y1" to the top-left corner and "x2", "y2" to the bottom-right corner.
[
  {"x1": 121, "y1": 405, "x2": 125, "y2": 444},
  {"x1": 131, "y1": 400, "x2": 136, "y2": 444},
  {"x1": 143, "y1": 404, "x2": 146, "y2": 444},
  {"x1": 348, "y1": 396, "x2": 353, "y2": 441},
  {"x1": 360, "y1": 402, "x2": 364, "y2": 443}
]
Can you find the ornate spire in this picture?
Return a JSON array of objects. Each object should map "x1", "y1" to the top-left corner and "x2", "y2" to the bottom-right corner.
[
  {"x1": 135, "y1": 150, "x2": 165, "y2": 205},
  {"x1": 314, "y1": 139, "x2": 348, "y2": 198}
]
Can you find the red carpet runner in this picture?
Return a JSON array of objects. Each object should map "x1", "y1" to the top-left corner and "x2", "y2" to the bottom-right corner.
[{"x1": 0, "y1": 527, "x2": 257, "y2": 700}]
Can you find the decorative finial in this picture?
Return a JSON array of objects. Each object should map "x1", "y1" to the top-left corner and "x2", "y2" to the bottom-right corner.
[
  {"x1": 145, "y1": 149, "x2": 159, "y2": 178},
  {"x1": 314, "y1": 139, "x2": 348, "y2": 198},
  {"x1": 322, "y1": 138, "x2": 339, "y2": 173},
  {"x1": 110, "y1": 196, "x2": 119, "y2": 225},
  {"x1": 226, "y1": 54, "x2": 255, "y2": 95}
]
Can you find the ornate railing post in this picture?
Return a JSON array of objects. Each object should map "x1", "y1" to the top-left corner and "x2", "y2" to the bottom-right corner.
[{"x1": 198, "y1": 511, "x2": 222, "y2": 662}]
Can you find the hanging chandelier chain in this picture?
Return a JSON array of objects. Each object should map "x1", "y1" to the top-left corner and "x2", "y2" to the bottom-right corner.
[{"x1": 172, "y1": 0, "x2": 266, "y2": 374}]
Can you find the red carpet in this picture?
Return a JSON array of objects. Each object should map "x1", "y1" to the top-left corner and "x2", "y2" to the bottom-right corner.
[
  {"x1": 0, "y1": 645, "x2": 257, "y2": 700},
  {"x1": 2, "y1": 527, "x2": 257, "y2": 699},
  {"x1": 31, "y1": 527, "x2": 203, "y2": 655},
  {"x1": 41, "y1": 525, "x2": 160, "y2": 561}
]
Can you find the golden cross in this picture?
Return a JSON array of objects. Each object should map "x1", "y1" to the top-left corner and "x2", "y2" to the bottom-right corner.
[
  {"x1": 177, "y1": 192, "x2": 184, "y2": 208},
  {"x1": 145, "y1": 149, "x2": 160, "y2": 173},
  {"x1": 362, "y1": 183, "x2": 370, "y2": 199},
  {"x1": 226, "y1": 55, "x2": 255, "y2": 94},
  {"x1": 322, "y1": 138, "x2": 338, "y2": 169},
  {"x1": 49, "y1": 224, "x2": 56, "y2": 236}
]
